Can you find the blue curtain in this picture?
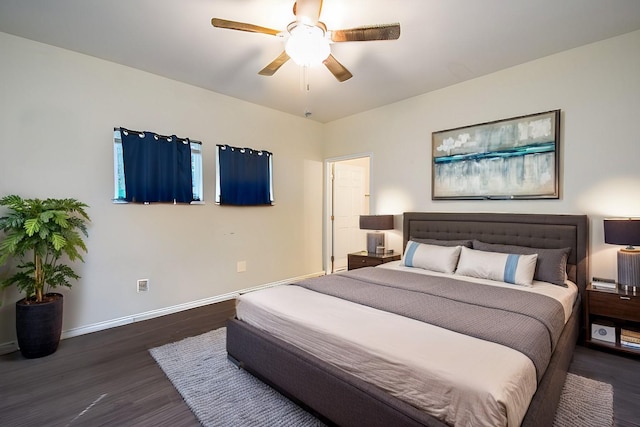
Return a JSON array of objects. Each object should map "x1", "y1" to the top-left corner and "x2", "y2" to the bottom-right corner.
[
  {"x1": 120, "y1": 128, "x2": 193, "y2": 203},
  {"x1": 218, "y1": 145, "x2": 272, "y2": 206}
]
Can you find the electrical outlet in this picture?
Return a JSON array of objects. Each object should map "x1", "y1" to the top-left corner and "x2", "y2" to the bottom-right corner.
[
  {"x1": 237, "y1": 261, "x2": 247, "y2": 273},
  {"x1": 137, "y1": 279, "x2": 149, "y2": 292}
]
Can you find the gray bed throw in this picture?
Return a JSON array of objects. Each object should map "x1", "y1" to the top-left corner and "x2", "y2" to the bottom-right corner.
[{"x1": 294, "y1": 267, "x2": 566, "y2": 382}]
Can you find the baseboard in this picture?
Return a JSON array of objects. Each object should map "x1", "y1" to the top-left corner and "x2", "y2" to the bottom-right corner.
[
  {"x1": 0, "y1": 341, "x2": 18, "y2": 355},
  {"x1": 59, "y1": 291, "x2": 242, "y2": 340},
  {"x1": 0, "y1": 271, "x2": 325, "y2": 355}
]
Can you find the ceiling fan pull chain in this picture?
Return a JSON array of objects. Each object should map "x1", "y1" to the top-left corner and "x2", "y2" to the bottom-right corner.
[
  {"x1": 300, "y1": 65, "x2": 310, "y2": 93},
  {"x1": 301, "y1": 65, "x2": 312, "y2": 118}
]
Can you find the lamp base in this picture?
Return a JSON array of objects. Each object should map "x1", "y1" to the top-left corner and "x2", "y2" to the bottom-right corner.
[
  {"x1": 618, "y1": 249, "x2": 640, "y2": 290},
  {"x1": 366, "y1": 232, "x2": 385, "y2": 254}
]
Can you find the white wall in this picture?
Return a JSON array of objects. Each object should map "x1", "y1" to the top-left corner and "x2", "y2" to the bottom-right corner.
[
  {"x1": 2, "y1": 29, "x2": 639, "y2": 348},
  {"x1": 0, "y1": 32, "x2": 324, "y2": 345},
  {"x1": 324, "y1": 30, "x2": 640, "y2": 281}
]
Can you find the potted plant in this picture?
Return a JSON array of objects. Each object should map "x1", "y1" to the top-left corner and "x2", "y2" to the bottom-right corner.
[{"x1": 0, "y1": 195, "x2": 90, "y2": 358}]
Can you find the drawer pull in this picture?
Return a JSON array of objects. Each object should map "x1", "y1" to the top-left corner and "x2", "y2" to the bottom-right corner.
[{"x1": 620, "y1": 296, "x2": 631, "y2": 300}]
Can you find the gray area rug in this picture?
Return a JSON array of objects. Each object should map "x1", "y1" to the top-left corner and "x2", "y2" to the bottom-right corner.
[
  {"x1": 150, "y1": 328, "x2": 613, "y2": 427},
  {"x1": 553, "y1": 372, "x2": 614, "y2": 427}
]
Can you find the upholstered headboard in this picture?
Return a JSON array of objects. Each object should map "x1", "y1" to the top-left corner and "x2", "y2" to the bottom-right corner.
[{"x1": 403, "y1": 212, "x2": 589, "y2": 292}]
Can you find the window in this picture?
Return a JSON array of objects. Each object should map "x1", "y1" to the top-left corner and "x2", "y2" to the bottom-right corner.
[
  {"x1": 113, "y1": 128, "x2": 203, "y2": 204},
  {"x1": 215, "y1": 144, "x2": 273, "y2": 206}
]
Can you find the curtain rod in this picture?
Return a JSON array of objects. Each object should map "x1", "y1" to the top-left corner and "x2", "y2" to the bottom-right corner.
[
  {"x1": 217, "y1": 144, "x2": 272, "y2": 156},
  {"x1": 114, "y1": 127, "x2": 202, "y2": 145}
]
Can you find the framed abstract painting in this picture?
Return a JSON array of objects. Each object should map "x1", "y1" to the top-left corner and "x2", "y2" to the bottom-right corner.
[{"x1": 432, "y1": 110, "x2": 560, "y2": 200}]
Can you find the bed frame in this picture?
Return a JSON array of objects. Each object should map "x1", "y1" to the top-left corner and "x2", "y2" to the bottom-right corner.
[{"x1": 227, "y1": 212, "x2": 589, "y2": 427}]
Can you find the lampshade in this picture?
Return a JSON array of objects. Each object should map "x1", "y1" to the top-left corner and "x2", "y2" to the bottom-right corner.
[
  {"x1": 285, "y1": 24, "x2": 330, "y2": 66},
  {"x1": 604, "y1": 218, "x2": 640, "y2": 249},
  {"x1": 359, "y1": 215, "x2": 394, "y2": 231}
]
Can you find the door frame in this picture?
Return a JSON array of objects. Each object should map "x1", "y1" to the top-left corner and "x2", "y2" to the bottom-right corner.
[{"x1": 324, "y1": 153, "x2": 373, "y2": 274}]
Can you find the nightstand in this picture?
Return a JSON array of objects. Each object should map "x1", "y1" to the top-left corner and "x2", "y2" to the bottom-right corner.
[
  {"x1": 585, "y1": 284, "x2": 640, "y2": 356},
  {"x1": 347, "y1": 251, "x2": 401, "y2": 270}
]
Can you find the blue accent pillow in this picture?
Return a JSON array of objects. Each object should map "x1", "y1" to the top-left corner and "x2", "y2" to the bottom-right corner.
[
  {"x1": 472, "y1": 240, "x2": 570, "y2": 287},
  {"x1": 403, "y1": 241, "x2": 462, "y2": 274},
  {"x1": 456, "y1": 247, "x2": 538, "y2": 287}
]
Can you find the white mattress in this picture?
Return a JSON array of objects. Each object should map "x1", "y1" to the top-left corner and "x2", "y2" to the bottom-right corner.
[{"x1": 235, "y1": 264, "x2": 577, "y2": 427}]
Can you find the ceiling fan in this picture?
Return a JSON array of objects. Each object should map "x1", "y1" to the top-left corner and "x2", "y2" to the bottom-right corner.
[{"x1": 211, "y1": 0, "x2": 400, "y2": 82}]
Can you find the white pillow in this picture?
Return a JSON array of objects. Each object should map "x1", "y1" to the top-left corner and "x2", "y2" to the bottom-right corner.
[
  {"x1": 403, "y1": 241, "x2": 462, "y2": 274},
  {"x1": 455, "y1": 246, "x2": 538, "y2": 287}
]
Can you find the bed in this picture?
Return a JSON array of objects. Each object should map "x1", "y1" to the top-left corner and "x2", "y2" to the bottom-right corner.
[{"x1": 226, "y1": 212, "x2": 589, "y2": 426}]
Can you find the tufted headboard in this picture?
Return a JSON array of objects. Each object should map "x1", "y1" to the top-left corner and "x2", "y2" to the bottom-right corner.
[{"x1": 403, "y1": 212, "x2": 589, "y2": 293}]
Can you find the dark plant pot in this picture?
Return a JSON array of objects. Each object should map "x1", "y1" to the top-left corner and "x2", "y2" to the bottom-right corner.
[{"x1": 15, "y1": 293, "x2": 64, "y2": 359}]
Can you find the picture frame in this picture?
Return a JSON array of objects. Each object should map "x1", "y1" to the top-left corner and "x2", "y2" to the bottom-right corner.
[{"x1": 432, "y1": 110, "x2": 560, "y2": 200}]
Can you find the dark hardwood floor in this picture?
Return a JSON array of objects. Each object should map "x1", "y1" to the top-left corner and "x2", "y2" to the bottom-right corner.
[
  {"x1": 570, "y1": 345, "x2": 640, "y2": 427},
  {"x1": 0, "y1": 300, "x2": 235, "y2": 427},
  {"x1": 1, "y1": 299, "x2": 639, "y2": 426}
]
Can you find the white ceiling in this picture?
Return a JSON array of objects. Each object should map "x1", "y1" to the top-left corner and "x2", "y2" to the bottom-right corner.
[{"x1": 1, "y1": 0, "x2": 640, "y2": 123}]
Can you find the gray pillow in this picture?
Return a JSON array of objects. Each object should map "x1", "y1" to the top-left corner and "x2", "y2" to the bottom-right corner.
[
  {"x1": 411, "y1": 238, "x2": 473, "y2": 248},
  {"x1": 472, "y1": 240, "x2": 571, "y2": 287}
]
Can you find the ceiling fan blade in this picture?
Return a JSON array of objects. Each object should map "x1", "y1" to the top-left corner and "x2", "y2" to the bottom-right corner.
[
  {"x1": 258, "y1": 51, "x2": 291, "y2": 76},
  {"x1": 293, "y1": 0, "x2": 323, "y2": 26},
  {"x1": 211, "y1": 18, "x2": 280, "y2": 36},
  {"x1": 331, "y1": 23, "x2": 401, "y2": 42},
  {"x1": 323, "y1": 54, "x2": 353, "y2": 82}
]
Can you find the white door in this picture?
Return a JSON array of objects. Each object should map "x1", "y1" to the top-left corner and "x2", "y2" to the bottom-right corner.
[{"x1": 332, "y1": 161, "x2": 368, "y2": 271}]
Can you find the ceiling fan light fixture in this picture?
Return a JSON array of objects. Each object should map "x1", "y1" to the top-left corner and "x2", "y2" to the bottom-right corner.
[
  {"x1": 212, "y1": 3, "x2": 400, "y2": 82},
  {"x1": 285, "y1": 23, "x2": 330, "y2": 67}
]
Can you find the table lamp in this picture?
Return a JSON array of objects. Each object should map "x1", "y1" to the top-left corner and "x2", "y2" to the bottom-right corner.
[
  {"x1": 604, "y1": 218, "x2": 640, "y2": 291},
  {"x1": 359, "y1": 215, "x2": 394, "y2": 254}
]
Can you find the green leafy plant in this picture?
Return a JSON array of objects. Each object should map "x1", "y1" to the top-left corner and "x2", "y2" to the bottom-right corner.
[{"x1": 0, "y1": 195, "x2": 90, "y2": 303}]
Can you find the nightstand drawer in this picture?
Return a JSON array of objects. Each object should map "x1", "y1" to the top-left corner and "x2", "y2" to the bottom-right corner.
[
  {"x1": 348, "y1": 255, "x2": 383, "y2": 269},
  {"x1": 589, "y1": 291, "x2": 640, "y2": 322},
  {"x1": 347, "y1": 252, "x2": 401, "y2": 270}
]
